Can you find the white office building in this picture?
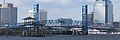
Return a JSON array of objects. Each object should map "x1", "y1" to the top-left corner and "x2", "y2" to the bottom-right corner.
[{"x1": 94, "y1": 0, "x2": 113, "y2": 24}]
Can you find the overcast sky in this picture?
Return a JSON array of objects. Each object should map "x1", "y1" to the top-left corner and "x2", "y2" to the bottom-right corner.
[{"x1": 0, "y1": 0, "x2": 120, "y2": 22}]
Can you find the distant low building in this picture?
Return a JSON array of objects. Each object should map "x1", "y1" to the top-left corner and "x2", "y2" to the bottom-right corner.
[
  {"x1": 23, "y1": 17, "x2": 35, "y2": 27},
  {"x1": 113, "y1": 21, "x2": 120, "y2": 28}
]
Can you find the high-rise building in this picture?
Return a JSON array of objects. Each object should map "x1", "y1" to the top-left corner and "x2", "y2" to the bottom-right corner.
[
  {"x1": 28, "y1": 9, "x2": 47, "y2": 21},
  {"x1": 93, "y1": 0, "x2": 113, "y2": 24},
  {"x1": 0, "y1": 2, "x2": 17, "y2": 27},
  {"x1": 106, "y1": 0, "x2": 113, "y2": 24},
  {"x1": 88, "y1": 12, "x2": 94, "y2": 25},
  {"x1": 28, "y1": 9, "x2": 34, "y2": 18},
  {"x1": 39, "y1": 10, "x2": 47, "y2": 21}
]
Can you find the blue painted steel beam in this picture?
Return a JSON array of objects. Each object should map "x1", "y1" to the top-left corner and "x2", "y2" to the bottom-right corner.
[
  {"x1": 82, "y1": 5, "x2": 88, "y2": 35},
  {"x1": 33, "y1": 0, "x2": 39, "y2": 21}
]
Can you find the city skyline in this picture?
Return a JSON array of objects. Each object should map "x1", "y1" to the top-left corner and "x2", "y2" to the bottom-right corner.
[{"x1": 0, "y1": 0, "x2": 119, "y2": 22}]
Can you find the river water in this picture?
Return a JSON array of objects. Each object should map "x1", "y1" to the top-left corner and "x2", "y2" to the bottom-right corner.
[{"x1": 0, "y1": 34, "x2": 120, "y2": 40}]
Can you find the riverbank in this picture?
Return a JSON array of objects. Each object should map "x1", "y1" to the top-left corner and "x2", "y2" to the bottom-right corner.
[{"x1": 0, "y1": 34, "x2": 120, "y2": 40}]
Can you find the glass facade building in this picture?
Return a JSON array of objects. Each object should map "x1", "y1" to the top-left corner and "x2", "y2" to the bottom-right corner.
[{"x1": 94, "y1": 0, "x2": 113, "y2": 24}]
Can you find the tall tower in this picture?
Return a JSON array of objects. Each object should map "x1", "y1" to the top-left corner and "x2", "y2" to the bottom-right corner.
[
  {"x1": 0, "y1": 1, "x2": 17, "y2": 27},
  {"x1": 33, "y1": 0, "x2": 39, "y2": 21},
  {"x1": 105, "y1": 0, "x2": 113, "y2": 24},
  {"x1": 39, "y1": 9, "x2": 47, "y2": 21},
  {"x1": 82, "y1": 0, "x2": 88, "y2": 35},
  {"x1": 94, "y1": 0, "x2": 113, "y2": 24}
]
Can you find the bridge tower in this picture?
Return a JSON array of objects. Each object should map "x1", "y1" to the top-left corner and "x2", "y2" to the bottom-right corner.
[
  {"x1": 33, "y1": 0, "x2": 39, "y2": 21},
  {"x1": 82, "y1": 0, "x2": 88, "y2": 35}
]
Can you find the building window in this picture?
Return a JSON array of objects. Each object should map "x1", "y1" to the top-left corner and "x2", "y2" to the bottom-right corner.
[{"x1": 0, "y1": 4, "x2": 2, "y2": 7}]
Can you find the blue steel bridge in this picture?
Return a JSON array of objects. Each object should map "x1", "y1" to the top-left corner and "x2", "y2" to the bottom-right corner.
[
  {"x1": 0, "y1": 20, "x2": 116, "y2": 32},
  {"x1": 45, "y1": 20, "x2": 81, "y2": 28},
  {"x1": 1, "y1": 20, "x2": 81, "y2": 28}
]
